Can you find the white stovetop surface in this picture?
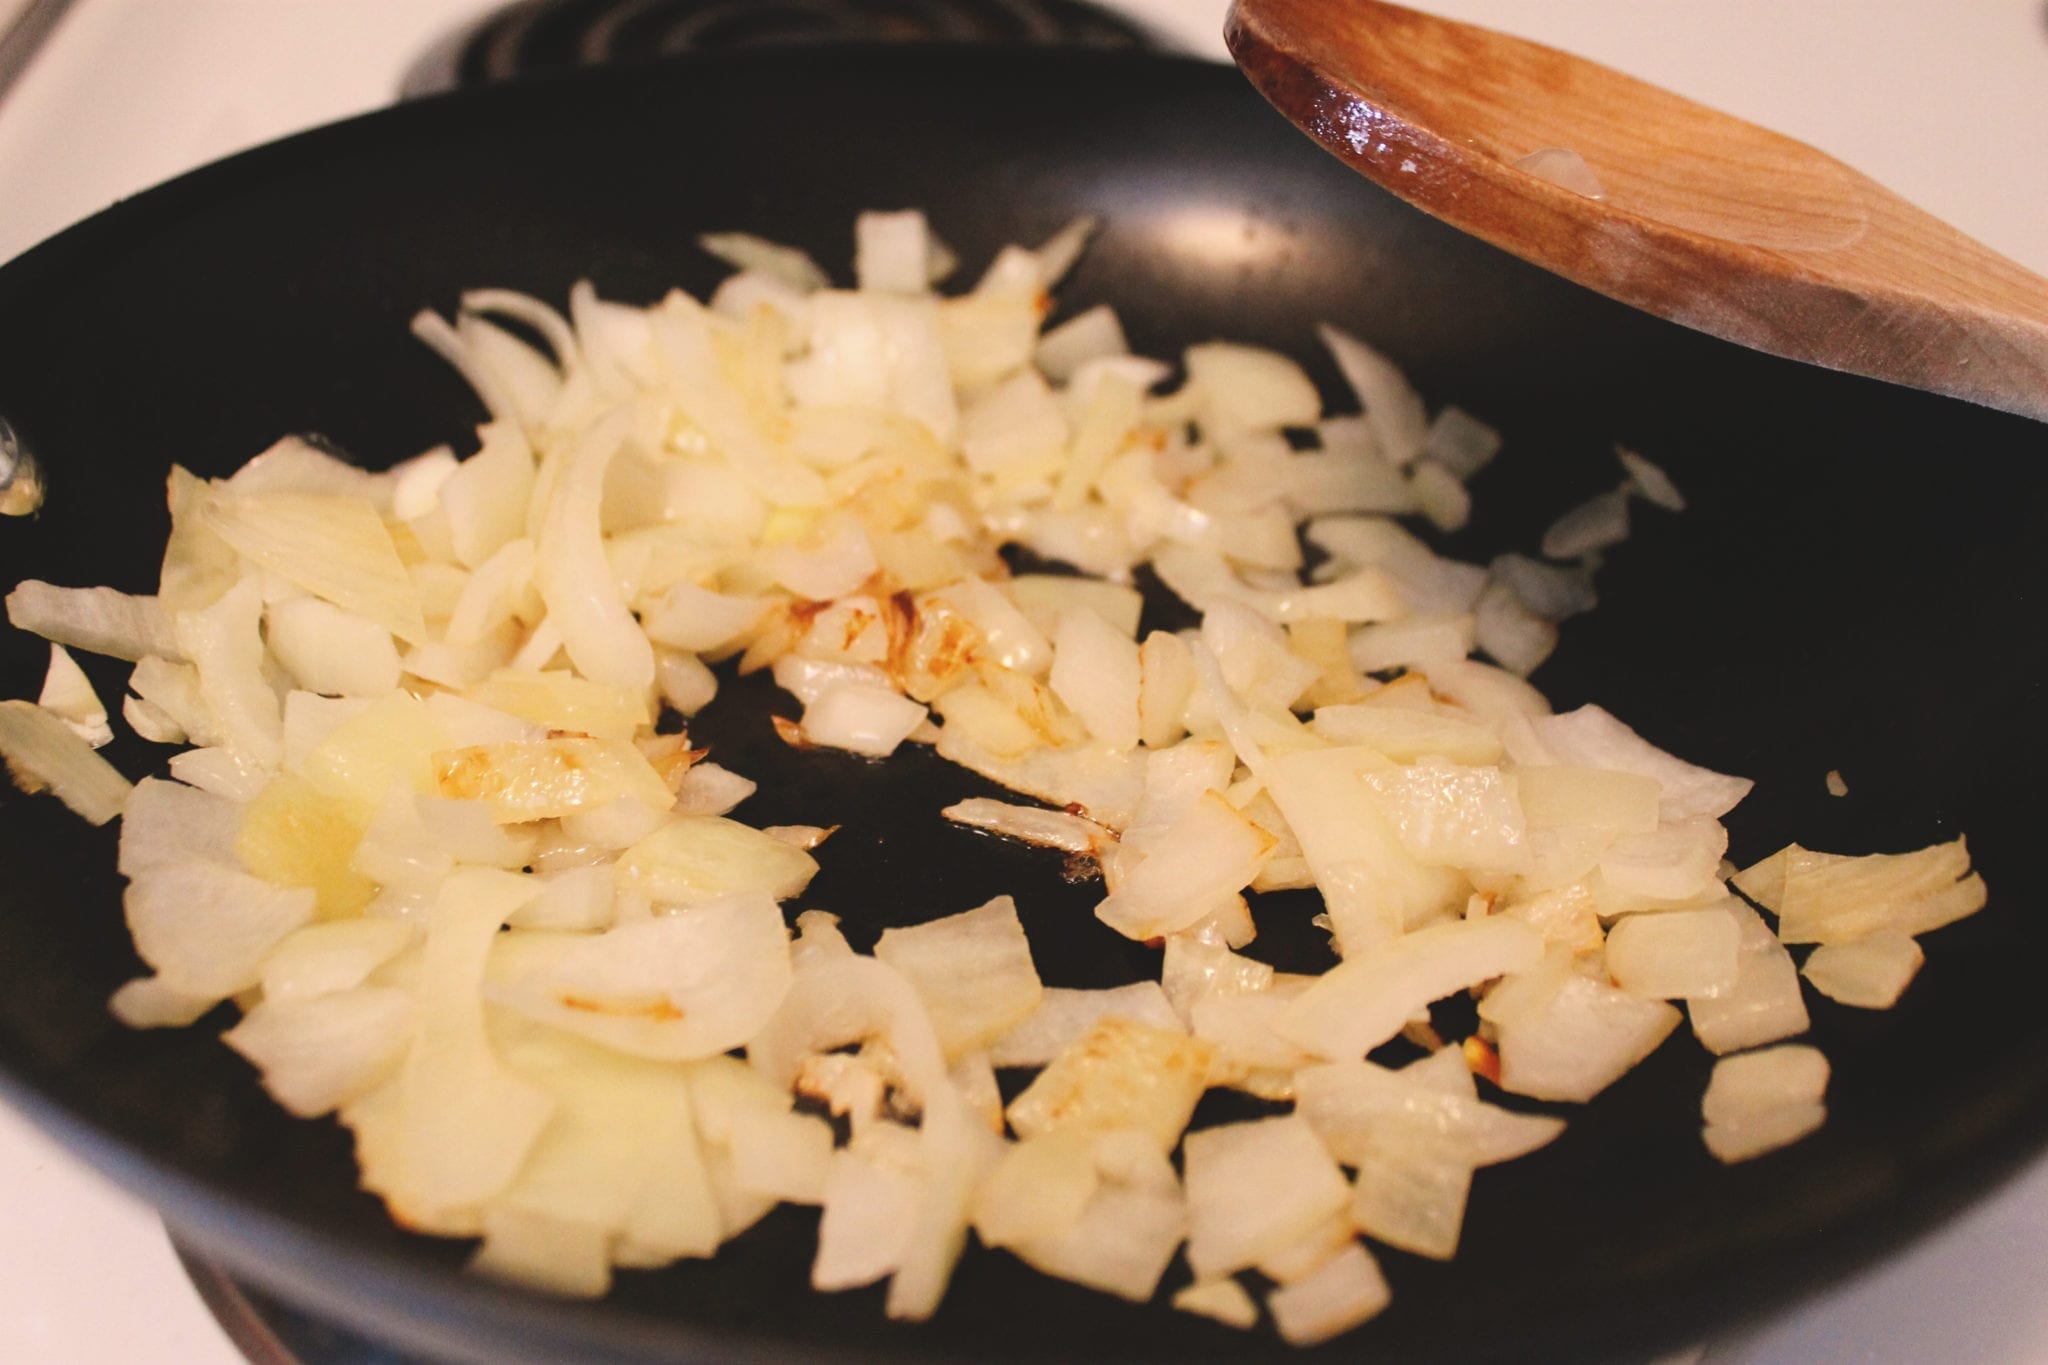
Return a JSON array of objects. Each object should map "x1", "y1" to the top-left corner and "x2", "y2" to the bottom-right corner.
[{"x1": 1, "y1": 1, "x2": 2044, "y2": 1361}]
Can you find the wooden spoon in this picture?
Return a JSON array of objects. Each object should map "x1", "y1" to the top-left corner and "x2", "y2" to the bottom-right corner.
[{"x1": 1226, "y1": 0, "x2": 2048, "y2": 423}]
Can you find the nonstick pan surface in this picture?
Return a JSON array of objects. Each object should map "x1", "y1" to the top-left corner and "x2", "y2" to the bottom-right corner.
[{"x1": 0, "y1": 46, "x2": 2043, "y2": 1365}]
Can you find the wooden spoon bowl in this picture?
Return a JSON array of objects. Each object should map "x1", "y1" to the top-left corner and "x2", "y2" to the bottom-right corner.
[{"x1": 1227, "y1": 0, "x2": 2048, "y2": 422}]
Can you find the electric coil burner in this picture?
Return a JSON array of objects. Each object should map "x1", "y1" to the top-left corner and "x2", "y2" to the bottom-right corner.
[{"x1": 403, "y1": 0, "x2": 1157, "y2": 97}]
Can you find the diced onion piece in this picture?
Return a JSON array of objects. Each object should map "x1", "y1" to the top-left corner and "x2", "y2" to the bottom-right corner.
[
  {"x1": 613, "y1": 815, "x2": 817, "y2": 909},
  {"x1": 1036, "y1": 304, "x2": 1128, "y2": 383},
  {"x1": 434, "y1": 738, "x2": 674, "y2": 823},
  {"x1": 1294, "y1": 1059, "x2": 1565, "y2": 1167},
  {"x1": 1096, "y1": 792, "x2": 1275, "y2": 941},
  {"x1": 206, "y1": 491, "x2": 425, "y2": 644},
  {"x1": 1310, "y1": 704, "x2": 1503, "y2": 765},
  {"x1": 124, "y1": 857, "x2": 316, "y2": 1000},
  {"x1": 875, "y1": 895, "x2": 1043, "y2": 1059},
  {"x1": 723, "y1": 1105, "x2": 836, "y2": 1206},
  {"x1": 1802, "y1": 932, "x2": 1924, "y2": 1009},
  {"x1": 672, "y1": 762, "x2": 756, "y2": 817},
  {"x1": 1755, "y1": 837, "x2": 1983, "y2": 945},
  {"x1": 1422, "y1": 407, "x2": 1503, "y2": 481},
  {"x1": 1007, "y1": 1136, "x2": 1186, "y2": 1304},
  {"x1": 1359, "y1": 758, "x2": 1526, "y2": 872},
  {"x1": 1266, "y1": 1242, "x2": 1391, "y2": 1346},
  {"x1": 1006, "y1": 1017, "x2": 1214, "y2": 1152},
  {"x1": 1182, "y1": 1114, "x2": 1349, "y2": 1281},
  {"x1": 698, "y1": 231, "x2": 830, "y2": 292},
  {"x1": 1686, "y1": 900, "x2": 1812, "y2": 1055},
  {"x1": 1173, "y1": 1278, "x2": 1260, "y2": 1329},
  {"x1": 175, "y1": 577, "x2": 281, "y2": 771},
  {"x1": 1533, "y1": 704, "x2": 1752, "y2": 822},
  {"x1": 1278, "y1": 917, "x2": 1542, "y2": 1060},
  {"x1": 973, "y1": 1130, "x2": 1099, "y2": 1248},
  {"x1": 641, "y1": 580, "x2": 771, "y2": 654},
  {"x1": 489, "y1": 894, "x2": 792, "y2": 1058},
  {"x1": 1348, "y1": 1126, "x2": 1473, "y2": 1260},
  {"x1": 1261, "y1": 745, "x2": 1467, "y2": 954},
  {"x1": 223, "y1": 987, "x2": 414, "y2": 1117},
  {"x1": 1185, "y1": 342, "x2": 1322, "y2": 432},
  {"x1": 1408, "y1": 461, "x2": 1471, "y2": 533},
  {"x1": 374, "y1": 869, "x2": 551, "y2": 1225},
  {"x1": 801, "y1": 682, "x2": 928, "y2": 759},
  {"x1": 1515, "y1": 764, "x2": 1659, "y2": 833},
  {"x1": 1490, "y1": 553, "x2": 1598, "y2": 624},
  {"x1": 856, "y1": 209, "x2": 939, "y2": 293},
  {"x1": 266, "y1": 597, "x2": 402, "y2": 698},
  {"x1": 1493, "y1": 965, "x2": 1681, "y2": 1103},
  {"x1": 464, "y1": 669, "x2": 651, "y2": 743},
  {"x1": 1540, "y1": 488, "x2": 1630, "y2": 560},
  {"x1": 1473, "y1": 579, "x2": 1556, "y2": 676},
  {"x1": 1605, "y1": 907, "x2": 1740, "y2": 1000},
  {"x1": 7, "y1": 580, "x2": 181, "y2": 662},
  {"x1": 258, "y1": 919, "x2": 417, "y2": 1004},
  {"x1": 1048, "y1": 608, "x2": 1141, "y2": 751},
  {"x1": 1349, "y1": 615, "x2": 1476, "y2": 676},
  {"x1": 812, "y1": 1134, "x2": 922, "y2": 1292},
  {"x1": 1702, "y1": 1102, "x2": 1827, "y2": 1164},
  {"x1": 1318, "y1": 324, "x2": 1427, "y2": 468},
  {"x1": 0, "y1": 698, "x2": 132, "y2": 823},
  {"x1": 108, "y1": 975, "x2": 219, "y2": 1029},
  {"x1": 1617, "y1": 446, "x2": 1685, "y2": 511},
  {"x1": 986, "y1": 982, "x2": 1183, "y2": 1069},
  {"x1": 534, "y1": 421, "x2": 655, "y2": 691},
  {"x1": 38, "y1": 645, "x2": 112, "y2": 747},
  {"x1": 1702, "y1": 1044, "x2": 1829, "y2": 1127},
  {"x1": 470, "y1": 1207, "x2": 611, "y2": 1299},
  {"x1": 941, "y1": 798, "x2": 1109, "y2": 857}
]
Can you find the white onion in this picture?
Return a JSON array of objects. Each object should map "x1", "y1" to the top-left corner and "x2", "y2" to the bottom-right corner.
[
  {"x1": 1182, "y1": 1114, "x2": 1350, "y2": 1281},
  {"x1": 1605, "y1": 907, "x2": 1741, "y2": 1000},
  {"x1": 7, "y1": 580, "x2": 181, "y2": 662},
  {"x1": 1279, "y1": 916, "x2": 1542, "y2": 1059},
  {"x1": 1685, "y1": 900, "x2": 1811, "y2": 1056},
  {"x1": 1266, "y1": 1242, "x2": 1391, "y2": 1345},
  {"x1": 0, "y1": 698, "x2": 131, "y2": 824},
  {"x1": 874, "y1": 896, "x2": 1043, "y2": 1059},
  {"x1": 1006, "y1": 1017, "x2": 1215, "y2": 1152},
  {"x1": 985, "y1": 982, "x2": 1183, "y2": 1069},
  {"x1": 1801, "y1": 932, "x2": 1924, "y2": 1008}
]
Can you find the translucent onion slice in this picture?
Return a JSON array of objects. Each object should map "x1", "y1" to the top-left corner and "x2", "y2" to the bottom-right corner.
[
  {"x1": 1006, "y1": 1017, "x2": 1215, "y2": 1152},
  {"x1": 1277, "y1": 916, "x2": 1542, "y2": 1060},
  {"x1": 1801, "y1": 932, "x2": 1924, "y2": 1009},
  {"x1": 0, "y1": 698, "x2": 132, "y2": 824},
  {"x1": 1685, "y1": 899, "x2": 1811, "y2": 1055},
  {"x1": 985, "y1": 982, "x2": 1184, "y2": 1069},
  {"x1": 1182, "y1": 1113, "x2": 1350, "y2": 1281},
  {"x1": 874, "y1": 895, "x2": 1043, "y2": 1060},
  {"x1": 6, "y1": 580, "x2": 181, "y2": 663},
  {"x1": 1266, "y1": 1243, "x2": 1392, "y2": 1345},
  {"x1": 1493, "y1": 966, "x2": 1681, "y2": 1103},
  {"x1": 487, "y1": 893, "x2": 793, "y2": 1059}
]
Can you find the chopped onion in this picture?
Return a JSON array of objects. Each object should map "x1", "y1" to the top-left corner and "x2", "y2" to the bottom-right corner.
[
  {"x1": 0, "y1": 698, "x2": 131, "y2": 823},
  {"x1": 7, "y1": 579, "x2": 181, "y2": 662},
  {"x1": 1182, "y1": 1114, "x2": 1349, "y2": 1281},
  {"x1": 1801, "y1": 932, "x2": 1924, "y2": 1008}
]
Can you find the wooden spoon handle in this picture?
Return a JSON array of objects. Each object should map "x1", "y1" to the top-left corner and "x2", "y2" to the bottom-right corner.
[{"x1": 1228, "y1": 0, "x2": 2048, "y2": 423}]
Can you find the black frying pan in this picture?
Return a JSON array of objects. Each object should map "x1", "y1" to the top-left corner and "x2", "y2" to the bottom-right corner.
[{"x1": 0, "y1": 47, "x2": 2044, "y2": 1365}]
